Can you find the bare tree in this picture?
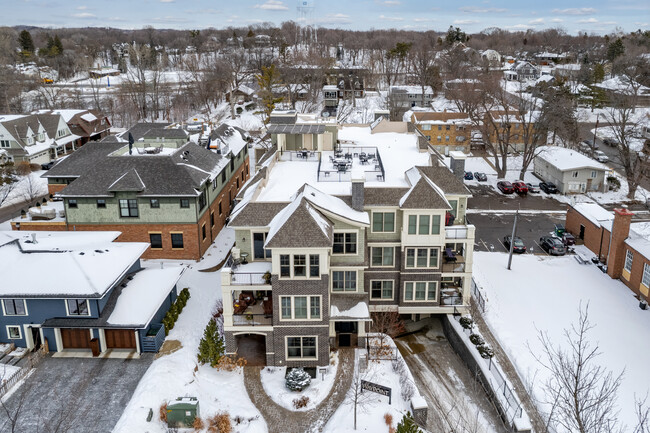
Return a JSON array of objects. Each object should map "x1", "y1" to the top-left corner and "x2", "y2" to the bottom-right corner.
[
  {"x1": 534, "y1": 303, "x2": 624, "y2": 433},
  {"x1": 0, "y1": 378, "x2": 31, "y2": 433},
  {"x1": 369, "y1": 311, "x2": 405, "y2": 358},
  {"x1": 345, "y1": 366, "x2": 377, "y2": 430}
]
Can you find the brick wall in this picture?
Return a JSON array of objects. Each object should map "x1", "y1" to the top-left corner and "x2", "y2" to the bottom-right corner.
[
  {"x1": 11, "y1": 221, "x2": 67, "y2": 231},
  {"x1": 621, "y1": 245, "x2": 650, "y2": 299},
  {"x1": 565, "y1": 207, "x2": 611, "y2": 260},
  {"x1": 47, "y1": 184, "x2": 67, "y2": 195},
  {"x1": 607, "y1": 208, "x2": 634, "y2": 279}
]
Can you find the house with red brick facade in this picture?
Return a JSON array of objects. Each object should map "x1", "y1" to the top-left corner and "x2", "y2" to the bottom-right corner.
[
  {"x1": 566, "y1": 203, "x2": 650, "y2": 300},
  {"x1": 12, "y1": 126, "x2": 250, "y2": 260}
]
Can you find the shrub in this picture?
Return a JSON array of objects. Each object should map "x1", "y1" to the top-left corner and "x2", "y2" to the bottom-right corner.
[
  {"x1": 399, "y1": 376, "x2": 415, "y2": 401},
  {"x1": 208, "y1": 412, "x2": 231, "y2": 433},
  {"x1": 197, "y1": 319, "x2": 225, "y2": 367},
  {"x1": 459, "y1": 316, "x2": 473, "y2": 330},
  {"x1": 193, "y1": 416, "x2": 205, "y2": 431},
  {"x1": 285, "y1": 368, "x2": 311, "y2": 391},
  {"x1": 607, "y1": 175, "x2": 620, "y2": 190},
  {"x1": 469, "y1": 333, "x2": 485, "y2": 346},
  {"x1": 215, "y1": 354, "x2": 247, "y2": 371},
  {"x1": 159, "y1": 402, "x2": 168, "y2": 422},
  {"x1": 477, "y1": 344, "x2": 494, "y2": 359},
  {"x1": 292, "y1": 395, "x2": 310, "y2": 409},
  {"x1": 384, "y1": 412, "x2": 394, "y2": 427},
  {"x1": 396, "y1": 411, "x2": 422, "y2": 433}
]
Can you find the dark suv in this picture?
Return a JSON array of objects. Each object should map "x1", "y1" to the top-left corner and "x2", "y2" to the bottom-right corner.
[
  {"x1": 539, "y1": 236, "x2": 566, "y2": 255},
  {"x1": 497, "y1": 181, "x2": 515, "y2": 194},
  {"x1": 504, "y1": 236, "x2": 526, "y2": 253},
  {"x1": 539, "y1": 182, "x2": 558, "y2": 194}
]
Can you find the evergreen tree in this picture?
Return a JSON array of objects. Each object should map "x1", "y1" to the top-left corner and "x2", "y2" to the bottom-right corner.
[
  {"x1": 256, "y1": 64, "x2": 284, "y2": 124},
  {"x1": 247, "y1": 29, "x2": 255, "y2": 38},
  {"x1": 18, "y1": 30, "x2": 35, "y2": 57},
  {"x1": 606, "y1": 38, "x2": 625, "y2": 62},
  {"x1": 593, "y1": 63, "x2": 605, "y2": 83},
  {"x1": 53, "y1": 35, "x2": 63, "y2": 56},
  {"x1": 197, "y1": 319, "x2": 224, "y2": 367},
  {"x1": 396, "y1": 412, "x2": 422, "y2": 433},
  {"x1": 285, "y1": 368, "x2": 311, "y2": 391}
]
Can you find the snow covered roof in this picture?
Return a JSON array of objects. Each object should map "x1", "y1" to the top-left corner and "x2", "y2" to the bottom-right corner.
[
  {"x1": 572, "y1": 202, "x2": 613, "y2": 227},
  {"x1": 390, "y1": 85, "x2": 434, "y2": 95},
  {"x1": 300, "y1": 184, "x2": 369, "y2": 225},
  {"x1": 626, "y1": 222, "x2": 650, "y2": 259},
  {"x1": 107, "y1": 266, "x2": 185, "y2": 327},
  {"x1": 264, "y1": 197, "x2": 333, "y2": 249},
  {"x1": 330, "y1": 296, "x2": 371, "y2": 321},
  {"x1": 81, "y1": 113, "x2": 97, "y2": 123},
  {"x1": 594, "y1": 76, "x2": 650, "y2": 96},
  {"x1": 535, "y1": 146, "x2": 609, "y2": 172},
  {"x1": 0, "y1": 231, "x2": 148, "y2": 298}
]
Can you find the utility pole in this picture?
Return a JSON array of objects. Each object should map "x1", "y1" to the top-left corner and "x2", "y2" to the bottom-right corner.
[
  {"x1": 507, "y1": 209, "x2": 519, "y2": 270},
  {"x1": 591, "y1": 113, "x2": 599, "y2": 157}
]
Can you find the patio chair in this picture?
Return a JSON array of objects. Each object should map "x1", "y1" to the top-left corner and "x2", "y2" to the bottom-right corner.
[{"x1": 444, "y1": 248, "x2": 457, "y2": 263}]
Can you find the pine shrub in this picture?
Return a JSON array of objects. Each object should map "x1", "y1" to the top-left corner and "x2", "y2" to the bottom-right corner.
[
  {"x1": 477, "y1": 344, "x2": 494, "y2": 359},
  {"x1": 396, "y1": 411, "x2": 422, "y2": 433},
  {"x1": 469, "y1": 333, "x2": 484, "y2": 346},
  {"x1": 197, "y1": 319, "x2": 225, "y2": 367},
  {"x1": 459, "y1": 316, "x2": 473, "y2": 329},
  {"x1": 285, "y1": 368, "x2": 311, "y2": 391}
]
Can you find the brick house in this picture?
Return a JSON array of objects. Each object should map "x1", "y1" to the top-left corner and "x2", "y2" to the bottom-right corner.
[
  {"x1": 565, "y1": 203, "x2": 650, "y2": 300},
  {"x1": 220, "y1": 123, "x2": 474, "y2": 367},
  {"x1": 13, "y1": 126, "x2": 250, "y2": 260},
  {"x1": 410, "y1": 112, "x2": 471, "y2": 155}
]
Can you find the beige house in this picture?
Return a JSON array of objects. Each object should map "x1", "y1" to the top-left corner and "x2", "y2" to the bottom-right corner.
[{"x1": 534, "y1": 146, "x2": 609, "y2": 194}]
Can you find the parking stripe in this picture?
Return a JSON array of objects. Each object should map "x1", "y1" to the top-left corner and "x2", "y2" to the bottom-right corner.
[
  {"x1": 497, "y1": 239, "x2": 508, "y2": 252},
  {"x1": 534, "y1": 240, "x2": 549, "y2": 256}
]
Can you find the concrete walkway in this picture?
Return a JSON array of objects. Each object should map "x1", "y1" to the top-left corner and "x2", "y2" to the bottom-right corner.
[{"x1": 243, "y1": 348, "x2": 355, "y2": 433}]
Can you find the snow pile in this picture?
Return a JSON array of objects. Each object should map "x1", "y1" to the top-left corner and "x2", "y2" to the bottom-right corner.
[
  {"x1": 330, "y1": 302, "x2": 369, "y2": 319},
  {"x1": 473, "y1": 252, "x2": 650, "y2": 430}
]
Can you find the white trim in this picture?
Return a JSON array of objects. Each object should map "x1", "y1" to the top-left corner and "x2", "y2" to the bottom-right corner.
[
  {"x1": 54, "y1": 328, "x2": 62, "y2": 352},
  {"x1": 285, "y1": 335, "x2": 318, "y2": 361},
  {"x1": 369, "y1": 279, "x2": 395, "y2": 300},
  {"x1": 135, "y1": 330, "x2": 141, "y2": 353},
  {"x1": 6, "y1": 325, "x2": 22, "y2": 340},
  {"x1": 642, "y1": 263, "x2": 650, "y2": 288},
  {"x1": 371, "y1": 211, "x2": 396, "y2": 234},
  {"x1": 98, "y1": 328, "x2": 107, "y2": 352},
  {"x1": 332, "y1": 230, "x2": 359, "y2": 256},
  {"x1": 331, "y1": 269, "x2": 358, "y2": 293},
  {"x1": 624, "y1": 250, "x2": 634, "y2": 273},
  {"x1": 405, "y1": 247, "x2": 440, "y2": 269},
  {"x1": 279, "y1": 295, "x2": 322, "y2": 321},
  {"x1": 403, "y1": 281, "x2": 438, "y2": 302},
  {"x1": 1, "y1": 299, "x2": 28, "y2": 316},
  {"x1": 370, "y1": 246, "x2": 395, "y2": 268},
  {"x1": 23, "y1": 324, "x2": 43, "y2": 350},
  {"x1": 278, "y1": 252, "x2": 322, "y2": 280}
]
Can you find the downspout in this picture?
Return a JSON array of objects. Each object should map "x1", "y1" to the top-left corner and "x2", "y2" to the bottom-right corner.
[{"x1": 598, "y1": 226, "x2": 604, "y2": 261}]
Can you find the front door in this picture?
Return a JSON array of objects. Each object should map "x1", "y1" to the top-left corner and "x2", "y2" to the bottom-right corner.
[
  {"x1": 335, "y1": 321, "x2": 358, "y2": 347},
  {"x1": 579, "y1": 225, "x2": 585, "y2": 240},
  {"x1": 31, "y1": 327, "x2": 42, "y2": 351}
]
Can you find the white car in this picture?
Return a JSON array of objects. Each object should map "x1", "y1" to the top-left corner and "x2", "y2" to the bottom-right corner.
[{"x1": 593, "y1": 150, "x2": 609, "y2": 163}]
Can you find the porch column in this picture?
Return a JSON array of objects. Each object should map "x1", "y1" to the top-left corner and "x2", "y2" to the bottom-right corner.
[
  {"x1": 98, "y1": 328, "x2": 107, "y2": 352},
  {"x1": 54, "y1": 328, "x2": 62, "y2": 352},
  {"x1": 134, "y1": 330, "x2": 141, "y2": 353}
]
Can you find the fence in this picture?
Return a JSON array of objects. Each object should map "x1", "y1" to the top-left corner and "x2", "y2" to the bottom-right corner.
[
  {"x1": 0, "y1": 346, "x2": 47, "y2": 398},
  {"x1": 232, "y1": 314, "x2": 272, "y2": 326},
  {"x1": 470, "y1": 277, "x2": 487, "y2": 314}
]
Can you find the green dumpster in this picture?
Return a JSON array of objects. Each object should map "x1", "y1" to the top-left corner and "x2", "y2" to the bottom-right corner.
[{"x1": 166, "y1": 397, "x2": 200, "y2": 428}]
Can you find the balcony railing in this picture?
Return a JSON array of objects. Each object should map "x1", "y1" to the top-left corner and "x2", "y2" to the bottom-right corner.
[
  {"x1": 442, "y1": 260, "x2": 466, "y2": 273},
  {"x1": 233, "y1": 314, "x2": 272, "y2": 326},
  {"x1": 445, "y1": 226, "x2": 468, "y2": 239},
  {"x1": 230, "y1": 272, "x2": 269, "y2": 285},
  {"x1": 440, "y1": 293, "x2": 463, "y2": 306}
]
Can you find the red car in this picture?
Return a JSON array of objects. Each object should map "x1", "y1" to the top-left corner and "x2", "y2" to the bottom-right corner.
[
  {"x1": 512, "y1": 181, "x2": 528, "y2": 195},
  {"x1": 496, "y1": 181, "x2": 514, "y2": 194}
]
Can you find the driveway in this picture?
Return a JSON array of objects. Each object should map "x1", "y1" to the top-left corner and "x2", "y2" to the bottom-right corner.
[
  {"x1": 0, "y1": 354, "x2": 153, "y2": 433},
  {"x1": 396, "y1": 319, "x2": 509, "y2": 433}
]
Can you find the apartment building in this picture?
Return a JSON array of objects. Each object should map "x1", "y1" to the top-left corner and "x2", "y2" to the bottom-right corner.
[{"x1": 410, "y1": 112, "x2": 471, "y2": 155}]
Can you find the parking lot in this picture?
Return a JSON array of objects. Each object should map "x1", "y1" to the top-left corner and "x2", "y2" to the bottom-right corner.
[{"x1": 467, "y1": 212, "x2": 568, "y2": 253}]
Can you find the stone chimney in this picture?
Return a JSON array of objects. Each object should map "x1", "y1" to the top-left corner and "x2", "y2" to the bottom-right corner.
[
  {"x1": 607, "y1": 206, "x2": 634, "y2": 279},
  {"x1": 351, "y1": 178, "x2": 365, "y2": 212},
  {"x1": 448, "y1": 151, "x2": 467, "y2": 179}
]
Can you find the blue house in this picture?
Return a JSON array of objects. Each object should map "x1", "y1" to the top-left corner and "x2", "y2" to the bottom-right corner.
[{"x1": 0, "y1": 231, "x2": 184, "y2": 355}]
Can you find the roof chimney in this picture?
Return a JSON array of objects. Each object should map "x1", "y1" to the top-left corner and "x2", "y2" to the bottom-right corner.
[
  {"x1": 351, "y1": 178, "x2": 365, "y2": 211},
  {"x1": 606, "y1": 206, "x2": 635, "y2": 279},
  {"x1": 448, "y1": 151, "x2": 467, "y2": 179}
]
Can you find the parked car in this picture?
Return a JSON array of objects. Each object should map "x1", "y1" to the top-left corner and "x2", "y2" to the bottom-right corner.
[
  {"x1": 496, "y1": 180, "x2": 515, "y2": 194},
  {"x1": 512, "y1": 181, "x2": 528, "y2": 195},
  {"x1": 41, "y1": 161, "x2": 56, "y2": 170},
  {"x1": 503, "y1": 235, "x2": 526, "y2": 253},
  {"x1": 580, "y1": 139, "x2": 598, "y2": 149},
  {"x1": 563, "y1": 232, "x2": 576, "y2": 247},
  {"x1": 539, "y1": 236, "x2": 566, "y2": 255},
  {"x1": 593, "y1": 150, "x2": 609, "y2": 163},
  {"x1": 525, "y1": 183, "x2": 540, "y2": 193},
  {"x1": 464, "y1": 171, "x2": 474, "y2": 180},
  {"x1": 474, "y1": 172, "x2": 487, "y2": 182},
  {"x1": 539, "y1": 182, "x2": 558, "y2": 194},
  {"x1": 603, "y1": 138, "x2": 619, "y2": 147}
]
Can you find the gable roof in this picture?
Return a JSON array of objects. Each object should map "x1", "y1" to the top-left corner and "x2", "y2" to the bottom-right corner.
[
  {"x1": 400, "y1": 176, "x2": 451, "y2": 209},
  {"x1": 417, "y1": 166, "x2": 471, "y2": 196},
  {"x1": 535, "y1": 146, "x2": 609, "y2": 172},
  {"x1": 44, "y1": 141, "x2": 227, "y2": 197},
  {"x1": 229, "y1": 202, "x2": 289, "y2": 227},
  {"x1": 265, "y1": 198, "x2": 333, "y2": 248}
]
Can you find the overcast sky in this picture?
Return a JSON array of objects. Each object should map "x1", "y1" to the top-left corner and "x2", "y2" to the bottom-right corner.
[{"x1": 7, "y1": 0, "x2": 649, "y2": 35}]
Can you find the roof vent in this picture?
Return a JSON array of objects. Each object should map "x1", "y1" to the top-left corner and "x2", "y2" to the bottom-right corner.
[
  {"x1": 94, "y1": 249, "x2": 104, "y2": 253},
  {"x1": 79, "y1": 252, "x2": 85, "y2": 255}
]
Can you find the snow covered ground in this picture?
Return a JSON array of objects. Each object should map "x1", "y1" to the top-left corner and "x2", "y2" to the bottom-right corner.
[
  {"x1": 260, "y1": 351, "x2": 338, "y2": 412},
  {"x1": 0, "y1": 171, "x2": 48, "y2": 209},
  {"x1": 113, "y1": 227, "x2": 266, "y2": 433},
  {"x1": 473, "y1": 251, "x2": 650, "y2": 430}
]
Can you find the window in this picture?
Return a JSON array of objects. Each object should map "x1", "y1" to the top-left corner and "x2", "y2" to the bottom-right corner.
[
  {"x1": 438, "y1": 125, "x2": 442, "y2": 130},
  {"x1": 572, "y1": 171, "x2": 579, "y2": 178},
  {"x1": 150, "y1": 199, "x2": 160, "y2": 208},
  {"x1": 445, "y1": 136, "x2": 450, "y2": 142},
  {"x1": 180, "y1": 199, "x2": 190, "y2": 208},
  {"x1": 202, "y1": 224, "x2": 206, "y2": 240},
  {"x1": 408, "y1": 215, "x2": 417, "y2": 234},
  {"x1": 221, "y1": 171, "x2": 226, "y2": 183},
  {"x1": 3, "y1": 299, "x2": 26, "y2": 316},
  {"x1": 279, "y1": 296, "x2": 321, "y2": 320},
  {"x1": 310, "y1": 255, "x2": 320, "y2": 277},
  {"x1": 642, "y1": 263, "x2": 650, "y2": 287},
  {"x1": 198, "y1": 190, "x2": 207, "y2": 211},
  {"x1": 405, "y1": 248, "x2": 439, "y2": 268},
  {"x1": 280, "y1": 255, "x2": 291, "y2": 277},
  {"x1": 448, "y1": 201, "x2": 458, "y2": 218},
  {"x1": 210, "y1": 212, "x2": 215, "y2": 228},
  {"x1": 241, "y1": 171, "x2": 245, "y2": 181},
  {"x1": 372, "y1": 212, "x2": 395, "y2": 232},
  {"x1": 218, "y1": 201, "x2": 223, "y2": 215},
  {"x1": 96, "y1": 199, "x2": 106, "y2": 208},
  {"x1": 371, "y1": 247, "x2": 394, "y2": 267},
  {"x1": 68, "y1": 199, "x2": 77, "y2": 208},
  {"x1": 371, "y1": 281, "x2": 394, "y2": 300},
  {"x1": 253, "y1": 233, "x2": 271, "y2": 259},
  {"x1": 171, "y1": 233, "x2": 184, "y2": 249},
  {"x1": 236, "y1": 178, "x2": 240, "y2": 189},
  {"x1": 0, "y1": 140, "x2": 10, "y2": 148},
  {"x1": 591, "y1": 171, "x2": 597, "y2": 178},
  {"x1": 212, "y1": 178, "x2": 218, "y2": 190},
  {"x1": 287, "y1": 336, "x2": 317, "y2": 359},
  {"x1": 404, "y1": 282, "x2": 438, "y2": 301},
  {"x1": 149, "y1": 233, "x2": 162, "y2": 249},
  {"x1": 6, "y1": 326, "x2": 21, "y2": 340},
  {"x1": 418, "y1": 215, "x2": 430, "y2": 235},
  {"x1": 332, "y1": 270, "x2": 357, "y2": 291},
  {"x1": 293, "y1": 255, "x2": 306, "y2": 277},
  {"x1": 230, "y1": 158, "x2": 234, "y2": 171},
  {"x1": 446, "y1": 125, "x2": 450, "y2": 130},
  {"x1": 333, "y1": 233, "x2": 357, "y2": 254},
  {"x1": 431, "y1": 215, "x2": 441, "y2": 234},
  {"x1": 66, "y1": 299, "x2": 89, "y2": 316},
  {"x1": 437, "y1": 136, "x2": 441, "y2": 142},
  {"x1": 119, "y1": 199, "x2": 138, "y2": 217},
  {"x1": 624, "y1": 250, "x2": 633, "y2": 272},
  {"x1": 422, "y1": 124, "x2": 431, "y2": 131}
]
